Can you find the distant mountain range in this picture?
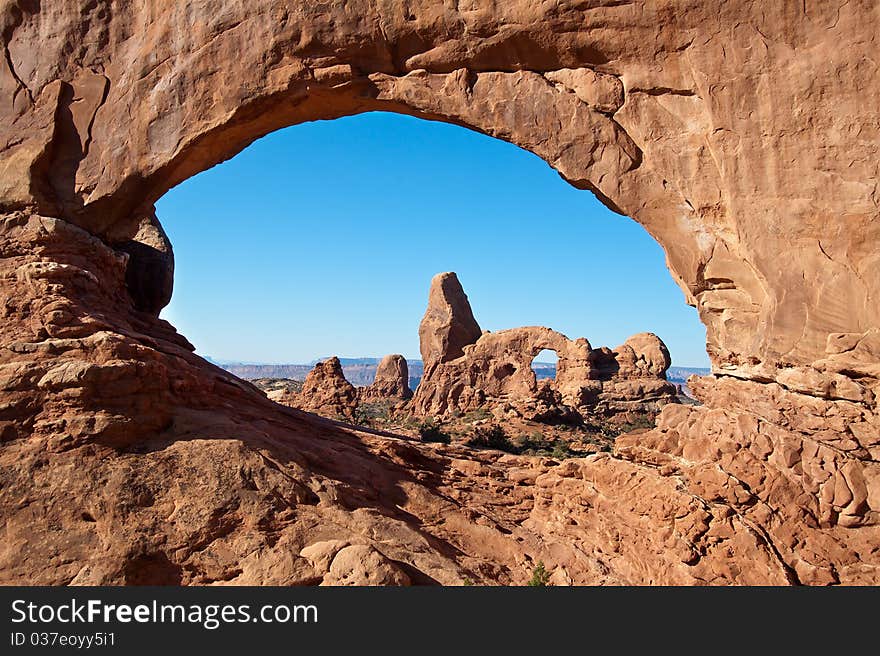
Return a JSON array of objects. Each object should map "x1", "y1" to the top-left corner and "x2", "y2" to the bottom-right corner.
[
  {"x1": 666, "y1": 366, "x2": 711, "y2": 384},
  {"x1": 207, "y1": 356, "x2": 709, "y2": 390},
  {"x1": 207, "y1": 357, "x2": 422, "y2": 387},
  {"x1": 666, "y1": 366, "x2": 711, "y2": 396}
]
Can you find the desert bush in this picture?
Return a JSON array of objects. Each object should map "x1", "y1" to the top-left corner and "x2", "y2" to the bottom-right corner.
[
  {"x1": 462, "y1": 408, "x2": 492, "y2": 423},
  {"x1": 527, "y1": 561, "x2": 551, "y2": 587},
  {"x1": 466, "y1": 424, "x2": 516, "y2": 452},
  {"x1": 514, "y1": 432, "x2": 583, "y2": 459},
  {"x1": 418, "y1": 420, "x2": 451, "y2": 444},
  {"x1": 550, "y1": 442, "x2": 575, "y2": 460},
  {"x1": 352, "y1": 401, "x2": 394, "y2": 427},
  {"x1": 620, "y1": 414, "x2": 655, "y2": 432},
  {"x1": 602, "y1": 413, "x2": 656, "y2": 438},
  {"x1": 515, "y1": 432, "x2": 552, "y2": 454}
]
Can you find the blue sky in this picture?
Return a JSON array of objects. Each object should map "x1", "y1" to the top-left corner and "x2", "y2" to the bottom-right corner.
[{"x1": 156, "y1": 111, "x2": 709, "y2": 368}]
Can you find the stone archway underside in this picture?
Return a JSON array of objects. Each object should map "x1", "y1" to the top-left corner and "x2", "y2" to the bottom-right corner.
[{"x1": 0, "y1": 1, "x2": 877, "y2": 584}]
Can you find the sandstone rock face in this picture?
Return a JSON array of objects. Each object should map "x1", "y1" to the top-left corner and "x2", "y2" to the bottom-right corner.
[
  {"x1": 418, "y1": 273, "x2": 482, "y2": 366},
  {"x1": 278, "y1": 354, "x2": 412, "y2": 417},
  {"x1": 320, "y1": 544, "x2": 411, "y2": 587},
  {"x1": 0, "y1": 2, "x2": 878, "y2": 585},
  {"x1": 1, "y1": 2, "x2": 877, "y2": 386},
  {"x1": 290, "y1": 357, "x2": 358, "y2": 419},
  {"x1": 413, "y1": 276, "x2": 677, "y2": 419},
  {"x1": 360, "y1": 354, "x2": 413, "y2": 403},
  {"x1": 109, "y1": 211, "x2": 175, "y2": 316},
  {"x1": 587, "y1": 333, "x2": 679, "y2": 416},
  {"x1": 615, "y1": 333, "x2": 672, "y2": 378}
]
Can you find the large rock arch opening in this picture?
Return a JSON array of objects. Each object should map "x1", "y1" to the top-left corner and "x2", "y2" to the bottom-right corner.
[{"x1": 0, "y1": 2, "x2": 877, "y2": 585}]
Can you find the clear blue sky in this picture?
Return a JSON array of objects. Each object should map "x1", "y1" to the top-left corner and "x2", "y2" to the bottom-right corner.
[{"x1": 156, "y1": 111, "x2": 709, "y2": 368}]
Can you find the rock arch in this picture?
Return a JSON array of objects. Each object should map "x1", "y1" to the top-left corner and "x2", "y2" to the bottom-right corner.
[
  {"x1": 412, "y1": 273, "x2": 677, "y2": 418},
  {"x1": 0, "y1": 2, "x2": 878, "y2": 584},
  {"x1": 5, "y1": 2, "x2": 878, "y2": 386}
]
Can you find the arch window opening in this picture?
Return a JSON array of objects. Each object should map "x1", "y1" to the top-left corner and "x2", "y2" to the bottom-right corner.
[
  {"x1": 156, "y1": 111, "x2": 709, "y2": 441},
  {"x1": 531, "y1": 350, "x2": 558, "y2": 381}
]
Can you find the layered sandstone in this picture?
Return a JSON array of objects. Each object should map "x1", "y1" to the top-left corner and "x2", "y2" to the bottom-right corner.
[
  {"x1": 0, "y1": 1, "x2": 878, "y2": 585},
  {"x1": 413, "y1": 273, "x2": 677, "y2": 420}
]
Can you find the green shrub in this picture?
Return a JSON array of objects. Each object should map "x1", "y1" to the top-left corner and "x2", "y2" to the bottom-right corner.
[
  {"x1": 514, "y1": 433, "x2": 582, "y2": 460},
  {"x1": 418, "y1": 420, "x2": 451, "y2": 444},
  {"x1": 462, "y1": 408, "x2": 492, "y2": 423},
  {"x1": 527, "y1": 561, "x2": 551, "y2": 587},
  {"x1": 619, "y1": 414, "x2": 655, "y2": 432},
  {"x1": 351, "y1": 408, "x2": 371, "y2": 427},
  {"x1": 466, "y1": 424, "x2": 516, "y2": 452},
  {"x1": 550, "y1": 442, "x2": 574, "y2": 460},
  {"x1": 515, "y1": 432, "x2": 552, "y2": 454},
  {"x1": 602, "y1": 414, "x2": 656, "y2": 438},
  {"x1": 352, "y1": 401, "x2": 395, "y2": 427}
]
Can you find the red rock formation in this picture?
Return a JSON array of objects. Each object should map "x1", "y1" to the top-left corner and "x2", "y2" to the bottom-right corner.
[
  {"x1": 0, "y1": 213, "x2": 570, "y2": 585},
  {"x1": 418, "y1": 273, "x2": 482, "y2": 366},
  {"x1": 586, "y1": 333, "x2": 679, "y2": 417},
  {"x1": 360, "y1": 354, "x2": 413, "y2": 403},
  {"x1": 288, "y1": 357, "x2": 358, "y2": 419},
  {"x1": 413, "y1": 274, "x2": 677, "y2": 419},
  {"x1": 0, "y1": 2, "x2": 877, "y2": 585},
  {"x1": 281, "y1": 354, "x2": 412, "y2": 417}
]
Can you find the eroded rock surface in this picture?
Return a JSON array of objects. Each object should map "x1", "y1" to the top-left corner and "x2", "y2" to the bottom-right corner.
[
  {"x1": 289, "y1": 357, "x2": 358, "y2": 420},
  {"x1": 413, "y1": 273, "x2": 678, "y2": 420},
  {"x1": 360, "y1": 354, "x2": 413, "y2": 403},
  {"x1": 0, "y1": 2, "x2": 878, "y2": 585},
  {"x1": 273, "y1": 353, "x2": 412, "y2": 418},
  {"x1": 418, "y1": 273, "x2": 482, "y2": 366}
]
